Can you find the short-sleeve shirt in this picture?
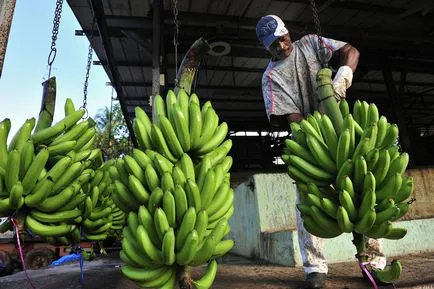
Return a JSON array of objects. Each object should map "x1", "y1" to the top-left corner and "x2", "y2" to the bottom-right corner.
[{"x1": 261, "y1": 34, "x2": 347, "y2": 120}]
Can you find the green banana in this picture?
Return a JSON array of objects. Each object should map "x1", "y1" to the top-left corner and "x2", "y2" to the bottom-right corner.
[
  {"x1": 353, "y1": 156, "x2": 367, "y2": 193},
  {"x1": 212, "y1": 239, "x2": 235, "y2": 258},
  {"x1": 189, "y1": 102, "x2": 203, "y2": 150},
  {"x1": 339, "y1": 189, "x2": 357, "y2": 221},
  {"x1": 137, "y1": 205, "x2": 160, "y2": 247},
  {"x1": 384, "y1": 227, "x2": 407, "y2": 240},
  {"x1": 198, "y1": 107, "x2": 219, "y2": 148},
  {"x1": 22, "y1": 147, "x2": 49, "y2": 194},
  {"x1": 161, "y1": 172, "x2": 175, "y2": 192},
  {"x1": 367, "y1": 103, "x2": 379, "y2": 126},
  {"x1": 128, "y1": 174, "x2": 150, "y2": 204},
  {"x1": 196, "y1": 122, "x2": 228, "y2": 155},
  {"x1": 5, "y1": 149, "x2": 20, "y2": 192},
  {"x1": 171, "y1": 103, "x2": 191, "y2": 152},
  {"x1": 185, "y1": 179, "x2": 202, "y2": 210},
  {"x1": 176, "y1": 229, "x2": 199, "y2": 265},
  {"x1": 374, "y1": 206, "x2": 400, "y2": 225},
  {"x1": 148, "y1": 187, "x2": 164, "y2": 215},
  {"x1": 376, "y1": 173, "x2": 402, "y2": 202},
  {"x1": 375, "y1": 116, "x2": 388, "y2": 147},
  {"x1": 159, "y1": 115, "x2": 184, "y2": 158},
  {"x1": 19, "y1": 140, "x2": 35, "y2": 180},
  {"x1": 162, "y1": 228, "x2": 175, "y2": 265},
  {"x1": 335, "y1": 159, "x2": 354, "y2": 192},
  {"x1": 134, "y1": 106, "x2": 153, "y2": 149},
  {"x1": 287, "y1": 155, "x2": 334, "y2": 182},
  {"x1": 124, "y1": 155, "x2": 145, "y2": 182},
  {"x1": 121, "y1": 265, "x2": 167, "y2": 282},
  {"x1": 336, "y1": 206, "x2": 353, "y2": 233},
  {"x1": 365, "y1": 221, "x2": 393, "y2": 239},
  {"x1": 131, "y1": 148, "x2": 152, "y2": 170},
  {"x1": 136, "y1": 224, "x2": 164, "y2": 263},
  {"x1": 379, "y1": 124, "x2": 399, "y2": 149},
  {"x1": 8, "y1": 118, "x2": 36, "y2": 152},
  {"x1": 0, "y1": 118, "x2": 11, "y2": 169},
  {"x1": 394, "y1": 176, "x2": 413, "y2": 203},
  {"x1": 24, "y1": 178, "x2": 54, "y2": 208},
  {"x1": 306, "y1": 135, "x2": 337, "y2": 174},
  {"x1": 152, "y1": 94, "x2": 166, "y2": 123},
  {"x1": 9, "y1": 181, "x2": 24, "y2": 209},
  {"x1": 151, "y1": 124, "x2": 177, "y2": 162},
  {"x1": 309, "y1": 206, "x2": 341, "y2": 236},
  {"x1": 354, "y1": 208, "x2": 376, "y2": 234},
  {"x1": 319, "y1": 114, "x2": 339, "y2": 160},
  {"x1": 175, "y1": 207, "x2": 196, "y2": 250},
  {"x1": 372, "y1": 260, "x2": 402, "y2": 284},
  {"x1": 336, "y1": 129, "x2": 350, "y2": 169},
  {"x1": 192, "y1": 259, "x2": 218, "y2": 289},
  {"x1": 173, "y1": 184, "x2": 188, "y2": 224},
  {"x1": 26, "y1": 215, "x2": 74, "y2": 237},
  {"x1": 144, "y1": 163, "x2": 160, "y2": 191},
  {"x1": 162, "y1": 191, "x2": 176, "y2": 227}
]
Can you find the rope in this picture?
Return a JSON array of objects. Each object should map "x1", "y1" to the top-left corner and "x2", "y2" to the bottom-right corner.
[{"x1": 10, "y1": 218, "x2": 37, "y2": 289}]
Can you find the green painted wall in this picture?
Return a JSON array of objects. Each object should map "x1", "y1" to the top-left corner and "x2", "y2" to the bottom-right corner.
[{"x1": 229, "y1": 173, "x2": 434, "y2": 266}]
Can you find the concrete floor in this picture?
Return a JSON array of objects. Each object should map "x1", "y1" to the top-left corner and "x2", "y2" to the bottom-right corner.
[{"x1": 0, "y1": 252, "x2": 433, "y2": 289}]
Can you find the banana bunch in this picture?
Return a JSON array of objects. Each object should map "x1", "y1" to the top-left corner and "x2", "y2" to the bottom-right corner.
[
  {"x1": 283, "y1": 99, "x2": 414, "y2": 283},
  {"x1": 133, "y1": 89, "x2": 230, "y2": 163},
  {"x1": 81, "y1": 162, "x2": 125, "y2": 241},
  {"x1": 112, "y1": 89, "x2": 234, "y2": 288}
]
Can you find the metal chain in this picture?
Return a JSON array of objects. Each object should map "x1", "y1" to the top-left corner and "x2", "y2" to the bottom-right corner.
[
  {"x1": 309, "y1": 0, "x2": 327, "y2": 68},
  {"x1": 173, "y1": 0, "x2": 179, "y2": 83},
  {"x1": 47, "y1": 0, "x2": 64, "y2": 79},
  {"x1": 82, "y1": 17, "x2": 96, "y2": 111}
]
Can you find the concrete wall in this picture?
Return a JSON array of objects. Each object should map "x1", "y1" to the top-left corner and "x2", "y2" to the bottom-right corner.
[{"x1": 229, "y1": 171, "x2": 434, "y2": 266}]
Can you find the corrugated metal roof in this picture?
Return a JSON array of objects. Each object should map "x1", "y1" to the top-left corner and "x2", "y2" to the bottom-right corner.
[{"x1": 67, "y1": 0, "x2": 434, "y2": 166}]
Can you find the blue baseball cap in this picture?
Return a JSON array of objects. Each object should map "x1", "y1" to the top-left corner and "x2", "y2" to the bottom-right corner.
[{"x1": 256, "y1": 15, "x2": 289, "y2": 50}]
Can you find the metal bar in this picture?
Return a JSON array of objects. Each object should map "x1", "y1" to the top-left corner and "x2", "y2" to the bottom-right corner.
[
  {"x1": 381, "y1": 58, "x2": 413, "y2": 165},
  {"x1": 151, "y1": 0, "x2": 161, "y2": 97},
  {"x1": 89, "y1": 0, "x2": 137, "y2": 147}
]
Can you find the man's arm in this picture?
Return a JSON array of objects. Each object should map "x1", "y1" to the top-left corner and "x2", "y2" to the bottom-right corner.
[
  {"x1": 337, "y1": 44, "x2": 360, "y2": 72},
  {"x1": 332, "y1": 43, "x2": 360, "y2": 99}
]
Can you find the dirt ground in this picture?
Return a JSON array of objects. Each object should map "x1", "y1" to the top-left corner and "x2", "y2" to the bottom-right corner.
[{"x1": 0, "y1": 252, "x2": 433, "y2": 289}]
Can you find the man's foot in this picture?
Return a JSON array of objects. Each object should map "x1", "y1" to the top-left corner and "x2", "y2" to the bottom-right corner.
[{"x1": 305, "y1": 272, "x2": 327, "y2": 289}]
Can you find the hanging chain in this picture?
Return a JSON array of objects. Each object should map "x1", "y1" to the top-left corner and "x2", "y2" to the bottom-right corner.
[
  {"x1": 309, "y1": 0, "x2": 327, "y2": 68},
  {"x1": 82, "y1": 17, "x2": 96, "y2": 112},
  {"x1": 173, "y1": 0, "x2": 179, "y2": 84},
  {"x1": 47, "y1": 0, "x2": 64, "y2": 79}
]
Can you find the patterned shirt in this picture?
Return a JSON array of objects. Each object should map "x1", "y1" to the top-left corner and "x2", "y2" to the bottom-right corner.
[{"x1": 261, "y1": 34, "x2": 347, "y2": 120}]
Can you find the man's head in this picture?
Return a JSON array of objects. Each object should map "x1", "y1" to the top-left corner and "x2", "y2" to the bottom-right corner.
[{"x1": 256, "y1": 15, "x2": 292, "y2": 60}]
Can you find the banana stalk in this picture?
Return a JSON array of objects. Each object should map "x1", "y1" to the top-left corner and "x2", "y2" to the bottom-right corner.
[
  {"x1": 316, "y1": 68, "x2": 343, "y2": 135},
  {"x1": 35, "y1": 77, "x2": 56, "y2": 133},
  {"x1": 174, "y1": 38, "x2": 210, "y2": 95},
  {"x1": 179, "y1": 265, "x2": 193, "y2": 289}
]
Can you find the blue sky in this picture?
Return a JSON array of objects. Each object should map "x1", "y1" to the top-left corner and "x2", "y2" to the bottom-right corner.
[{"x1": 0, "y1": 1, "x2": 114, "y2": 138}]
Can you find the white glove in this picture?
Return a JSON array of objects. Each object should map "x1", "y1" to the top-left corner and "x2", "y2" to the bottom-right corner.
[{"x1": 333, "y1": 65, "x2": 353, "y2": 99}]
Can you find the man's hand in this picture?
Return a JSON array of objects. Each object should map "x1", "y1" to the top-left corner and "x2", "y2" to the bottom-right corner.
[{"x1": 333, "y1": 65, "x2": 353, "y2": 99}]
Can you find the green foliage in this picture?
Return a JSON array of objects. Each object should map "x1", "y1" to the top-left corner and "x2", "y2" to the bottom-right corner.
[{"x1": 93, "y1": 103, "x2": 133, "y2": 159}]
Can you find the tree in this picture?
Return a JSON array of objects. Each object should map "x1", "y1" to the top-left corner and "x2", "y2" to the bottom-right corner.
[{"x1": 93, "y1": 102, "x2": 133, "y2": 160}]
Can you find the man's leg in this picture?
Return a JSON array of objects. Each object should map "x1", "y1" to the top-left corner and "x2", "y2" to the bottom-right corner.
[{"x1": 296, "y1": 189, "x2": 328, "y2": 288}]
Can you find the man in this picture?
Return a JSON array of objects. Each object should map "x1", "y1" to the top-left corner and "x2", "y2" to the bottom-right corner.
[{"x1": 256, "y1": 15, "x2": 386, "y2": 289}]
